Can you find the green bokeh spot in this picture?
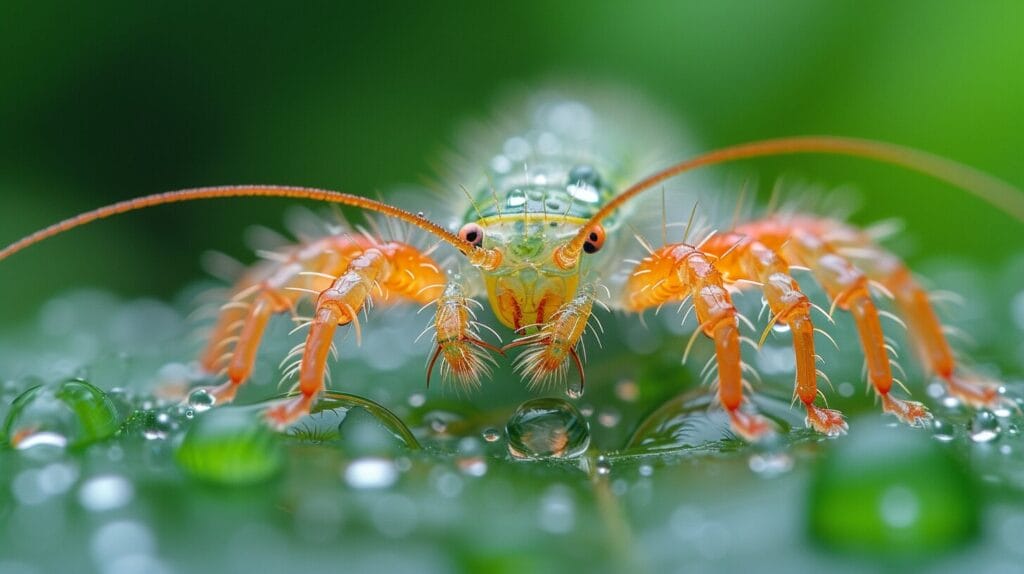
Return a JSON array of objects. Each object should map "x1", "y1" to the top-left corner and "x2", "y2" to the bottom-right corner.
[{"x1": 808, "y1": 419, "x2": 979, "y2": 558}]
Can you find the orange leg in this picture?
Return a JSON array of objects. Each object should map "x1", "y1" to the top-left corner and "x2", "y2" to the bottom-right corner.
[
  {"x1": 624, "y1": 244, "x2": 773, "y2": 441},
  {"x1": 821, "y1": 227, "x2": 1007, "y2": 409},
  {"x1": 784, "y1": 228, "x2": 931, "y2": 426},
  {"x1": 199, "y1": 236, "x2": 372, "y2": 403},
  {"x1": 265, "y1": 242, "x2": 446, "y2": 428},
  {"x1": 705, "y1": 234, "x2": 847, "y2": 436}
]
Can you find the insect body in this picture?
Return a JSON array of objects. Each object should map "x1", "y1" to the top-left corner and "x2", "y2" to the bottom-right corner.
[{"x1": 2, "y1": 94, "x2": 1022, "y2": 441}]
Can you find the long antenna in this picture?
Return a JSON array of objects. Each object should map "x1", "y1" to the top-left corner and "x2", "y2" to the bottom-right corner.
[
  {"x1": 0, "y1": 185, "x2": 502, "y2": 270},
  {"x1": 554, "y1": 136, "x2": 1024, "y2": 268}
]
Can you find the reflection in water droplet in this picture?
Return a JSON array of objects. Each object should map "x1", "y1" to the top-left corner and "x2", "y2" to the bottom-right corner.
[
  {"x1": 638, "y1": 463, "x2": 654, "y2": 477},
  {"x1": 970, "y1": 410, "x2": 1001, "y2": 443},
  {"x1": 595, "y1": 455, "x2": 611, "y2": 476},
  {"x1": 481, "y1": 428, "x2": 501, "y2": 443},
  {"x1": 345, "y1": 457, "x2": 398, "y2": 490},
  {"x1": 506, "y1": 398, "x2": 590, "y2": 460},
  {"x1": 4, "y1": 379, "x2": 119, "y2": 450},
  {"x1": 566, "y1": 380, "x2": 584, "y2": 399}
]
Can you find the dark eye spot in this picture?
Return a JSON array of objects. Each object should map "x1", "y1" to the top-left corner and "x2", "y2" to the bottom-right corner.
[
  {"x1": 589, "y1": 232, "x2": 599, "y2": 242},
  {"x1": 458, "y1": 223, "x2": 484, "y2": 247},
  {"x1": 583, "y1": 242, "x2": 599, "y2": 254}
]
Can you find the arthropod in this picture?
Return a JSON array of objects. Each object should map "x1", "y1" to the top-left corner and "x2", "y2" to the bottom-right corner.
[{"x1": 2, "y1": 93, "x2": 1021, "y2": 441}]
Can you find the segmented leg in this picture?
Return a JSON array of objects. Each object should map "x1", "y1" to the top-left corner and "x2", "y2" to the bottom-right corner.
[
  {"x1": 624, "y1": 244, "x2": 773, "y2": 441},
  {"x1": 264, "y1": 241, "x2": 446, "y2": 428},
  {"x1": 427, "y1": 281, "x2": 503, "y2": 390},
  {"x1": 504, "y1": 284, "x2": 597, "y2": 394},
  {"x1": 705, "y1": 233, "x2": 847, "y2": 436},
  {"x1": 200, "y1": 236, "x2": 373, "y2": 403},
  {"x1": 814, "y1": 220, "x2": 1006, "y2": 408},
  {"x1": 769, "y1": 223, "x2": 932, "y2": 426}
]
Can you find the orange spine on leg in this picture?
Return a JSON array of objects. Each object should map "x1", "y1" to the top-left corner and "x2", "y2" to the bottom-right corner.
[
  {"x1": 624, "y1": 243, "x2": 772, "y2": 440},
  {"x1": 785, "y1": 227, "x2": 931, "y2": 426},
  {"x1": 509, "y1": 285, "x2": 595, "y2": 391},
  {"x1": 429, "y1": 282, "x2": 498, "y2": 390},
  {"x1": 705, "y1": 233, "x2": 846, "y2": 435},
  {"x1": 845, "y1": 239, "x2": 1003, "y2": 407}
]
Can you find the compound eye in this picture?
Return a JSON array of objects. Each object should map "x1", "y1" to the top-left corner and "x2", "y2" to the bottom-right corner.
[
  {"x1": 582, "y1": 224, "x2": 606, "y2": 254},
  {"x1": 459, "y1": 222, "x2": 484, "y2": 247}
]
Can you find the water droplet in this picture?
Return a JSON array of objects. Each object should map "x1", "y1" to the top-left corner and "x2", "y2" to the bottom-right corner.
[
  {"x1": 638, "y1": 463, "x2": 654, "y2": 477},
  {"x1": 932, "y1": 419, "x2": 956, "y2": 443},
  {"x1": 481, "y1": 428, "x2": 501, "y2": 443},
  {"x1": 506, "y1": 398, "x2": 590, "y2": 460},
  {"x1": 142, "y1": 411, "x2": 173, "y2": 440},
  {"x1": 970, "y1": 410, "x2": 1001, "y2": 443},
  {"x1": 175, "y1": 408, "x2": 283, "y2": 485},
  {"x1": 3, "y1": 379, "x2": 119, "y2": 450},
  {"x1": 748, "y1": 452, "x2": 794, "y2": 477},
  {"x1": 565, "y1": 380, "x2": 584, "y2": 399},
  {"x1": 423, "y1": 410, "x2": 461, "y2": 436},
  {"x1": 838, "y1": 382, "x2": 855, "y2": 398},
  {"x1": 344, "y1": 457, "x2": 398, "y2": 489},
  {"x1": 187, "y1": 389, "x2": 215, "y2": 412},
  {"x1": 595, "y1": 455, "x2": 612, "y2": 476},
  {"x1": 407, "y1": 393, "x2": 426, "y2": 408},
  {"x1": 771, "y1": 323, "x2": 791, "y2": 334},
  {"x1": 506, "y1": 189, "x2": 527, "y2": 208}
]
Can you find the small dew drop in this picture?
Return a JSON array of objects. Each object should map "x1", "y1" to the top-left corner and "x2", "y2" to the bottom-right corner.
[
  {"x1": 407, "y1": 393, "x2": 426, "y2": 408},
  {"x1": 837, "y1": 382, "x2": 855, "y2": 398},
  {"x1": 932, "y1": 419, "x2": 956, "y2": 443},
  {"x1": 595, "y1": 455, "x2": 612, "y2": 476},
  {"x1": 638, "y1": 463, "x2": 654, "y2": 477},
  {"x1": 565, "y1": 381, "x2": 584, "y2": 399},
  {"x1": 344, "y1": 457, "x2": 399, "y2": 490},
  {"x1": 187, "y1": 389, "x2": 215, "y2": 413},
  {"x1": 771, "y1": 323, "x2": 791, "y2": 334},
  {"x1": 970, "y1": 410, "x2": 1001, "y2": 443},
  {"x1": 481, "y1": 428, "x2": 501, "y2": 443}
]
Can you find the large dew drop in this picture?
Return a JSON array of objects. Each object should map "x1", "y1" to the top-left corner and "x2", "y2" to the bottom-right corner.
[
  {"x1": 174, "y1": 407, "x2": 283, "y2": 485},
  {"x1": 2, "y1": 379, "x2": 119, "y2": 450},
  {"x1": 505, "y1": 398, "x2": 590, "y2": 460}
]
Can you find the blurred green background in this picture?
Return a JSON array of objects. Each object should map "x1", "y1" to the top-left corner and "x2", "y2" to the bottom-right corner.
[
  {"x1": 1, "y1": 0, "x2": 1022, "y2": 326},
  {"x1": 2, "y1": 4, "x2": 1024, "y2": 574}
]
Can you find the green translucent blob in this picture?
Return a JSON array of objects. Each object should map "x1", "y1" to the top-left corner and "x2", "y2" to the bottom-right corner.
[
  {"x1": 175, "y1": 408, "x2": 283, "y2": 486},
  {"x1": 2, "y1": 379, "x2": 119, "y2": 449},
  {"x1": 808, "y1": 419, "x2": 979, "y2": 557},
  {"x1": 506, "y1": 398, "x2": 590, "y2": 460}
]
